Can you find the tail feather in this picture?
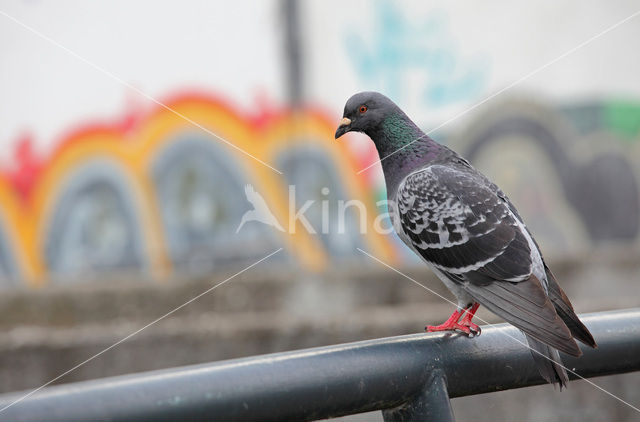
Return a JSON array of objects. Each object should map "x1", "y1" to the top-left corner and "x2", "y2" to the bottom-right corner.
[
  {"x1": 545, "y1": 265, "x2": 597, "y2": 348},
  {"x1": 465, "y1": 277, "x2": 582, "y2": 356},
  {"x1": 525, "y1": 333, "x2": 569, "y2": 389}
]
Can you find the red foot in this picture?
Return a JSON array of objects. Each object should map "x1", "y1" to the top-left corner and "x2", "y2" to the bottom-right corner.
[
  {"x1": 426, "y1": 321, "x2": 473, "y2": 334},
  {"x1": 426, "y1": 303, "x2": 481, "y2": 337},
  {"x1": 459, "y1": 303, "x2": 481, "y2": 336}
]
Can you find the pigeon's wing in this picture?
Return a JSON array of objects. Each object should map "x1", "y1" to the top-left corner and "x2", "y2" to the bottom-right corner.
[
  {"x1": 397, "y1": 165, "x2": 580, "y2": 356},
  {"x1": 463, "y1": 275, "x2": 580, "y2": 356},
  {"x1": 544, "y1": 263, "x2": 597, "y2": 348},
  {"x1": 396, "y1": 164, "x2": 532, "y2": 283}
]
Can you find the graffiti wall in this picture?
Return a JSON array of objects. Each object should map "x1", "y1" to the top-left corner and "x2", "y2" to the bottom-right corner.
[
  {"x1": 0, "y1": 93, "x2": 397, "y2": 286},
  {"x1": 0, "y1": 91, "x2": 639, "y2": 287}
]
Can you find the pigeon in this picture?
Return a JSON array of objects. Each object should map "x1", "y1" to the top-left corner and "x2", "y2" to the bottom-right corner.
[{"x1": 335, "y1": 92, "x2": 597, "y2": 387}]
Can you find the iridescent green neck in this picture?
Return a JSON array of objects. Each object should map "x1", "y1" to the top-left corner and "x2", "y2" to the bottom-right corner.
[
  {"x1": 369, "y1": 113, "x2": 428, "y2": 157},
  {"x1": 368, "y1": 112, "x2": 442, "y2": 196}
]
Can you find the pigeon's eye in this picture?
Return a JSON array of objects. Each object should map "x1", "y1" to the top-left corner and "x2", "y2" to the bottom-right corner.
[{"x1": 359, "y1": 105, "x2": 368, "y2": 113}]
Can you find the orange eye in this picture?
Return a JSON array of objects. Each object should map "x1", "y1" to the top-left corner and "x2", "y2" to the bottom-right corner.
[{"x1": 359, "y1": 105, "x2": 368, "y2": 113}]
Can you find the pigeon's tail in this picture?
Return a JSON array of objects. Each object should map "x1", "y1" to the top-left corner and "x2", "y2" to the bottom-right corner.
[{"x1": 525, "y1": 333, "x2": 569, "y2": 389}]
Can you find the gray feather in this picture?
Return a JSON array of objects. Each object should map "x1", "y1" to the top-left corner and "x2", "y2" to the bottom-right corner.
[
  {"x1": 525, "y1": 334, "x2": 569, "y2": 388},
  {"x1": 464, "y1": 276, "x2": 581, "y2": 357},
  {"x1": 545, "y1": 264, "x2": 597, "y2": 348}
]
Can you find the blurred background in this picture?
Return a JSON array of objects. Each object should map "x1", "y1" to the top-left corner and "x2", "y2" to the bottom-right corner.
[{"x1": 1, "y1": 1, "x2": 639, "y2": 420}]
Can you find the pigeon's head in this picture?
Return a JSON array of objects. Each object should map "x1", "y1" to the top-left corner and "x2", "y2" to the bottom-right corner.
[{"x1": 334, "y1": 92, "x2": 401, "y2": 139}]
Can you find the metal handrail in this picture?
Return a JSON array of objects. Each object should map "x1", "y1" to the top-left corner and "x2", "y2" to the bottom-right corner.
[{"x1": 1, "y1": 308, "x2": 638, "y2": 422}]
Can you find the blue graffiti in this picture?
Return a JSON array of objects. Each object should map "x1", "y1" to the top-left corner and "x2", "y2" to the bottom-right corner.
[{"x1": 345, "y1": 2, "x2": 488, "y2": 107}]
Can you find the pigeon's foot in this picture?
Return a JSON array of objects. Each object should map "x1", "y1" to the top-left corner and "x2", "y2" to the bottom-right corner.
[
  {"x1": 425, "y1": 309, "x2": 469, "y2": 334},
  {"x1": 426, "y1": 321, "x2": 473, "y2": 335},
  {"x1": 459, "y1": 303, "x2": 481, "y2": 336},
  {"x1": 426, "y1": 303, "x2": 481, "y2": 337}
]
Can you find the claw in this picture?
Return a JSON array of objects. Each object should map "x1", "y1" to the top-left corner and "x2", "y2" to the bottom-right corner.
[{"x1": 466, "y1": 322, "x2": 481, "y2": 336}]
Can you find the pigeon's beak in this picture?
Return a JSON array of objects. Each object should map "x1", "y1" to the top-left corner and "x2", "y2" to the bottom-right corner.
[{"x1": 334, "y1": 117, "x2": 352, "y2": 139}]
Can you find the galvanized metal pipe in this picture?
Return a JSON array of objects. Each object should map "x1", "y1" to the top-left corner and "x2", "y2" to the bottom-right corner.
[{"x1": 0, "y1": 309, "x2": 638, "y2": 422}]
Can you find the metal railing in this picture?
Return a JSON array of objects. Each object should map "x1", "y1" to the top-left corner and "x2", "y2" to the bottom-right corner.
[{"x1": 1, "y1": 308, "x2": 639, "y2": 421}]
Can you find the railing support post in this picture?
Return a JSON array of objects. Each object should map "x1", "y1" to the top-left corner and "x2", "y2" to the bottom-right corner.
[{"x1": 382, "y1": 371, "x2": 455, "y2": 422}]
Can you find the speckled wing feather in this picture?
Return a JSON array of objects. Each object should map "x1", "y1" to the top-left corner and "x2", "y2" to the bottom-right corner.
[
  {"x1": 396, "y1": 164, "x2": 581, "y2": 357},
  {"x1": 396, "y1": 164, "x2": 532, "y2": 283}
]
